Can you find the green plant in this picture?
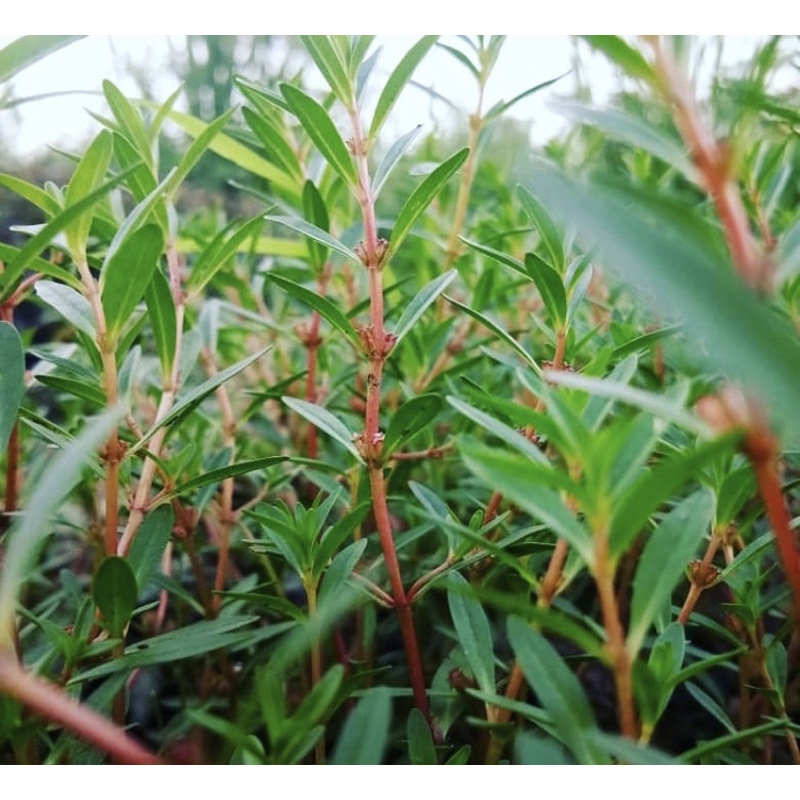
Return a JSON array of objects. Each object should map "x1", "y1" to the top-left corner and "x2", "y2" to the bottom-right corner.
[{"x1": 0, "y1": 35, "x2": 799, "y2": 765}]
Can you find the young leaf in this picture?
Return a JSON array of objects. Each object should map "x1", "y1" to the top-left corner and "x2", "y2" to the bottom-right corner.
[
  {"x1": 330, "y1": 687, "x2": 391, "y2": 765},
  {"x1": 517, "y1": 185, "x2": 564, "y2": 272},
  {"x1": 64, "y1": 130, "x2": 114, "y2": 262},
  {"x1": 508, "y1": 616, "x2": 607, "y2": 764},
  {"x1": 267, "y1": 273, "x2": 360, "y2": 349},
  {"x1": 525, "y1": 252, "x2": 567, "y2": 327},
  {"x1": 384, "y1": 148, "x2": 469, "y2": 263},
  {"x1": 301, "y1": 180, "x2": 330, "y2": 272},
  {"x1": 392, "y1": 269, "x2": 457, "y2": 345},
  {"x1": 300, "y1": 36, "x2": 353, "y2": 107},
  {"x1": 0, "y1": 323, "x2": 24, "y2": 452},
  {"x1": 447, "y1": 572, "x2": 496, "y2": 696},
  {"x1": 628, "y1": 490, "x2": 715, "y2": 656},
  {"x1": 368, "y1": 36, "x2": 438, "y2": 141},
  {"x1": 127, "y1": 505, "x2": 173, "y2": 593},
  {"x1": 102, "y1": 80, "x2": 153, "y2": 168},
  {"x1": 445, "y1": 294, "x2": 541, "y2": 374},
  {"x1": 144, "y1": 267, "x2": 176, "y2": 379},
  {"x1": 265, "y1": 215, "x2": 361, "y2": 266},
  {"x1": 92, "y1": 557, "x2": 138, "y2": 638},
  {"x1": 382, "y1": 394, "x2": 442, "y2": 456},
  {"x1": 0, "y1": 36, "x2": 83, "y2": 83},
  {"x1": 372, "y1": 125, "x2": 423, "y2": 200},
  {"x1": 407, "y1": 707, "x2": 438, "y2": 765},
  {"x1": 34, "y1": 280, "x2": 96, "y2": 340},
  {"x1": 282, "y1": 396, "x2": 363, "y2": 463},
  {"x1": 101, "y1": 223, "x2": 164, "y2": 340},
  {"x1": 280, "y1": 83, "x2": 357, "y2": 187}
]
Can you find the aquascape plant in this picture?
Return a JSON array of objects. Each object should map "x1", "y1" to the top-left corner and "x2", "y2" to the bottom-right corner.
[{"x1": 0, "y1": 34, "x2": 799, "y2": 764}]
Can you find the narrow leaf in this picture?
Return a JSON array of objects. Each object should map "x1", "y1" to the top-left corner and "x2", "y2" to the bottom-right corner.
[
  {"x1": 331, "y1": 688, "x2": 391, "y2": 765},
  {"x1": 369, "y1": 36, "x2": 438, "y2": 141},
  {"x1": 265, "y1": 215, "x2": 361, "y2": 266},
  {"x1": 372, "y1": 125, "x2": 423, "y2": 200},
  {"x1": 34, "y1": 280, "x2": 96, "y2": 339},
  {"x1": 628, "y1": 490, "x2": 715, "y2": 656},
  {"x1": 281, "y1": 83, "x2": 357, "y2": 187},
  {"x1": 267, "y1": 273, "x2": 360, "y2": 349},
  {"x1": 385, "y1": 149, "x2": 468, "y2": 262},
  {"x1": 382, "y1": 394, "x2": 442, "y2": 456},
  {"x1": 282, "y1": 396, "x2": 363, "y2": 463},
  {"x1": 92, "y1": 557, "x2": 138, "y2": 638},
  {"x1": 101, "y1": 223, "x2": 164, "y2": 340},
  {"x1": 300, "y1": 36, "x2": 353, "y2": 106},
  {"x1": 0, "y1": 322, "x2": 24, "y2": 451},
  {"x1": 144, "y1": 268, "x2": 177, "y2": 379},
  {"x1": 0, "y1": 36, "x2": 84, "y2": 83},
  {"x1": 392, "y1": 269, "x2": 457, "y2": 345},
  {"x1": 580, "y1": 36, "x2": 657, "y2": 86},
  {"x1": 170, "y1": 456, "x2": 288, "y2": 496},
  {"x1": 127, "y1": 505, "x2": 174, "y2": 592},
  {"x1": 517, "y1": 185, "x2": 564, "y2": 272},
  {"x1": 525, "y1": 252, "x2": 567, "y2": 326},
  {"x1": 460, "y1": 236, "x2": 530, "y2": 281}
]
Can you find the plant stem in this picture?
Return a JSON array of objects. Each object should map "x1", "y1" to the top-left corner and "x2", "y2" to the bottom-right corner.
[{"x1": 0, "y1": 652, "x2": 160, "y2": 764}]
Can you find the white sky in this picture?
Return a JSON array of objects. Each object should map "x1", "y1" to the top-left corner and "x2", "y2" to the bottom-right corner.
[{"x1": 0, "y1": 34, "x2": 777, "y2": 161}]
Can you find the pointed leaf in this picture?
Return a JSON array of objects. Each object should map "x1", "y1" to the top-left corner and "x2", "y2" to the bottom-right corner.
[
  {"x1": 127, "y1": 505, "x2": 174, "y2": 592},
  {"x1": 447, "y1": 572, "x2": 496, "y2": 696},
  {"x1": 144, "y1": 267, "x2": 177, "y2": 379},
  {"x1": 267, "y1": 272, "x2": 360, "y2": 349},
  {"x1": 300, "y1": 36, "x2": 353, "y2": 107},
  {"x1": 301, "y1": 180, "x2": 330, "y2": 271},
  {"x1": 281, "y1": 83, "x2": 357, "y2": 187},
  {"x1": 331, "y1": 688, "x2": 391, "y2": 765},
  {"x1": 101, "y1": 223, "x2": 164, "y2": 340},
  {"x1": 372, "y1": 125, "x2": 423, "y2": 200},
  {"x1": 369, "y1": 36, "x2": 438, "y2": 141},
  {"x1": 484, "y1": 72, "x2": 567, "y2": 122},
  {"x1": 170, "y1": 456, "x2": 288, "y2": 496},
  {"x1": 103, "y1": 80, "x2": 153, "y2": 168},
  {"x1": 34, "y1": 280, "x2": 96, "y2": 339},
  {"x1": 282, "y1": 396, "x2": 363, "y2": 463},
  {"x1": 460, "y1": 236, "x2": 530, "y2": 281},
  {"x1": 0, "y1": 173, "x2": 61, "y2": 217},
  {"x1": 517, "y1": 185, "x2": 564, "y2": 272},
  {"x1": 318, "y1": 539, "x2": 368, "y2": 608},
  {"x1": 0, "y1": 322, "x2": 24, "y2": 451},
  {"x1": 525, "y1": 252, "x2": 567, "y2": 326},
  {"x1": 393, "y1": 269, "x2": 457, "y2": 345},
  {"x1": 382, "y1": 394, "x2": 443, "y2": 456},
  {"x1": 0, "y1": 36, "x2": 84, "y2": 83},
  {"x1": 265, "y1": 215, "x2": 361, "y2": 266},
  {"x1": 628, "y1": 490, "x2": 714, "y2": 656},
  {"x1": 385, "y1": 149, "x2": 468, "y2": 262}
]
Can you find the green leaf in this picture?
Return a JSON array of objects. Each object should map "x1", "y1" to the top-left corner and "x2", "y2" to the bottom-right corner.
[
  {"x1": 281, "y1": 83, "x2": 357, "y2": 187},
  {"x1": 525, "y1": 252, "x2": 567, "y2": 326},
  {"x1": 368, "y1": 36, "x2": 438, "y2": 141},
  {"x1": 460, "y1": 236, "x2": 530, "y2": 281},
  {"x1": 407, "y1": 708, "x2": 438, "y2": 765},
  {"x1": 459, "y1": 438, "x2": 593, "y2": 563},
  {"x1": 157, "y1": 106, "x2": 299, "y2": 196},
  {"x1": 2, "y1": 165, "x2": 136, "y2": 298},
  {"x1": 437, "y1": 43, "x2": 479, "y2": 79},
  {"x1": 92, "y1": 557, "x2": 138, "y2": 638},
  {"x1": 127, "y1": 505, "x2": 173, "y2": 592},
  {"x1": 301, "y1": 180, "x2": 330, "y2": 271},
  {"x1": 265, "y1": 215, "x2": 361, "y2": 266},
  {"x1": 102, "y1": 80, "x2": 152, "y2": 168},
  {"x1": 144, "y1": 267, "x2": 176, "y2": 380},
  {"x1": 267, "y1": 272, "x2": 360, "y2": 349},
  {"x1": 382, "y1": 394, "x2": 442, "y2": 456},
  {"x1": 64, "y1": 130, "x2": 114, "y2": 262},
  {"x1": 34, "y1": 280, "x2": 96, "y2": 340},
  {"x1": 241, "y1": 106, "x2": 303, "y2": 184},
  {"x1": 0, "y1": 323, "x2": 24, "y2": 451},
  {"x1": 580, "y1": 36, "x2": 657, "y2": 85},
  {"x1": 550, "y1": 99, "x2": 694, "y2": 180},
  {"x1": 300, "y1": 36, "x2": 353, "y2": 107},
  {"x1": 331, "y1": 688, "x2": 391, "y2": 765},
  {"x1": 130, "y1": 347, "x2": 272, "y2": 456},
  {"x1": 392, "y1": 270, "x2": 457, "y2": 346},
  {"x1": 526, "y1": 163, "x2": 800, "y2": 440},
  {"x1": 70, "y1": 616, "x2": 260, "y2": 682},
  {"x1": 0, "y1": 407, "x2": 123, "y2": 648},
  {"x1": 282, "y1": 396, "x2": 363, "y2": 463},
  {"x1": 517, "y1": 185, "x2": 564, "y2": 272},
  {"x1": 514, "y1": 732, "x2": 571, "y2": 765},
  {"x1": 447, "y1": 396, "x2": 550, "y2": 466},
  {"x1": 445, "y1": 294, "x2": 541, "y2": 374},
  {"x1": 170, "y1": 456, "x2": 288, "y2": 496},
  {"x1": 0, "y1": 173, "x2": 61, "y2": 217},
  {"x1": 372, "y1": 125, "x2": 423, "y2": 200},
  {"x1": 447, "y1": 572, "x2": 496, "y2": 696},
  {"x1": 34, "y1": 375, "x2": 105, "y2": 407},
  {"x1": 508, "y1": 616, "x2": 607, "y2": 764},
  {"x1": 0, "y1": 36, "x2": 83, "y2": 84},
  {"x1": 101, "y1": 223, "x2": 164, "y2": 340},
  {"x1": 318, "y1": 539, "x2": 367, "y2": 608},
  {"x1": 385, "y1": 149, "x2": 468, "y2": 263},
  {"x1": 628, "y1": 490, "x2": 715, "y2": 656},
  {"x1": 484, "y1": 72, "x2": 567, "y2": 123}
]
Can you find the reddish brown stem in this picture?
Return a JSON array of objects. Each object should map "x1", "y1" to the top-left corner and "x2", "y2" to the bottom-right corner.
[{"x1": 0, "y1": 652, "x2": 160, "y2": 764}]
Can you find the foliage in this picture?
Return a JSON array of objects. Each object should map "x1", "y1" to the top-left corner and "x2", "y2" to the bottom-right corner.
[{"x1": 0, "y1": 35, "x2": 799, "y2": 765}]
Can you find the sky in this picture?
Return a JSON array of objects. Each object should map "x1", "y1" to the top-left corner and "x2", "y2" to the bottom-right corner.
[{"x1": 0, "y1": 35, "x2": 776, "y2": 162}]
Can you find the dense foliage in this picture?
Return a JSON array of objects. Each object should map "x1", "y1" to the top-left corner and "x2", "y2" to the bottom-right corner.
[{"x1": 0, "y1": 35, "x2": 799, "y2": 765}]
